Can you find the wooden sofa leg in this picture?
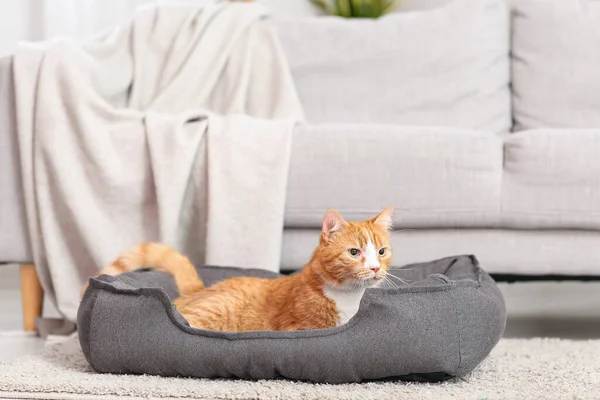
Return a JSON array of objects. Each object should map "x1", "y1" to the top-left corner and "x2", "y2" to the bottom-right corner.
[{"x1": 20, "y1": 264, "x2": 44, "y2": 332}]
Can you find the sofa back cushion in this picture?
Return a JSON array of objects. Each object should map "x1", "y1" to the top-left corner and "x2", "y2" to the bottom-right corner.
[
  {"x1": 275, "y1": 0, "x2": 510, "y2": 134},
  {"x1": 512, "y1": 0, "x2": 600, "y2": 130}
]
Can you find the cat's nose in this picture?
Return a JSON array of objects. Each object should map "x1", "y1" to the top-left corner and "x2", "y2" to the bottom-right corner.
[{"x1": 370, "y1": 267, "x2": 380, "y2": 273}]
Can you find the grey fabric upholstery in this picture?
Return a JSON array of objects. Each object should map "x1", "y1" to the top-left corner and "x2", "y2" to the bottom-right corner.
[
  {"x1": 77, "y1": 255, "x2": 506, "y2": 383},
  {"x1": 286, "y1": 125, "x2": 503, "y2": 229}
]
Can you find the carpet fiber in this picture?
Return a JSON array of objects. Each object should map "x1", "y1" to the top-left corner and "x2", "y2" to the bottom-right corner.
[{"x1": 0, "y1": 336, "x2": 597, "y2": 400}]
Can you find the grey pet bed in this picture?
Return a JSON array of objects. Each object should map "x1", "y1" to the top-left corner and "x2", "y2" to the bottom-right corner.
[{"x1": 77, "y1": 255, "x2": 506, "y2": 384}]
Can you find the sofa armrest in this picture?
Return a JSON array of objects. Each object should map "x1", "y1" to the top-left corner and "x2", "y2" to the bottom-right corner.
[{"x1": 0, "y1": 56, "x2": 33, "y2": 263}]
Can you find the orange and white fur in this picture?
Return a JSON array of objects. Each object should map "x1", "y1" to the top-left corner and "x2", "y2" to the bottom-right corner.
[{"x1": 86, "y1": 207, "x2": 393, "y2": 331}]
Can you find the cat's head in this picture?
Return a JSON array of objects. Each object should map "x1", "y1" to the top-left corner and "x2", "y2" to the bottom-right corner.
[{"x1": 312, "y1": 207, "x2": 393, "y2": 290}]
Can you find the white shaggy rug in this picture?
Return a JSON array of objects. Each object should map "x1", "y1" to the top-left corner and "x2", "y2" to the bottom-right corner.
[{"x1": 0, "y1": 336, "x2": 598, "y2": 400}]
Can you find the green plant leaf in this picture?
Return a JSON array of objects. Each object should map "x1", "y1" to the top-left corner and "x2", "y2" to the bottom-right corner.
[
  {"x1": 370, "y1": 0, "x2": 381, "y2": 17},
  {"x1": 348, "y1": 0, "x2": 356, "y2": 16},
  {"x1": 335, "y1": 0, "x2": 352, "y2": 17},
  {"x1": 310, "y1": 0, "x2": 332, "y2": 14},
  {"x1": 361, "y1": 0, "x2": 374, "y2": 18},
  {"x1": 367, "y1": 3, "x2": 377, "y2": 18},
  {"x1": 313, "y1": 0, "x2": 399, "y2": 18}
]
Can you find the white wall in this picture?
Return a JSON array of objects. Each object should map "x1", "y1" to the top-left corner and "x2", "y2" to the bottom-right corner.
[
  {"x1": 0, "y1": 1, "x2": 28, "y2": 57},
  {"x1": 0, "y1": 0, "x2": 215, "y2": 57},
  {"x1": 0, "y1": 0, "x2": 454, "y2": 57}
]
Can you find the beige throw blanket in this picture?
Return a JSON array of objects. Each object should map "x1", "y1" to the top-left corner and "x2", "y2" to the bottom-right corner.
[{"x1": 13, "y1": 3, "x2": 304, "y2": 322}]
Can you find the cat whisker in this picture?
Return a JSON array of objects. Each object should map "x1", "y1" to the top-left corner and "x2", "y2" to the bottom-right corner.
[
  {"x1": 330, "y1": 271, "x2": 357, "y2": 287},
  {"x1": 386, "y1": 274, "x2": 411, "y2": 286},
  {"x1": 322, "y1": 271, "x2": 364, "y2": 299},
  {"x1": 382, "y1": 276, "x2": 398, "y2": 288},
  {"x1": 387, "y1": 274, "x2": 408, "y2": 283},
  {"x1": 318, "y1": 270, "x2": 354, "y2": 288}
]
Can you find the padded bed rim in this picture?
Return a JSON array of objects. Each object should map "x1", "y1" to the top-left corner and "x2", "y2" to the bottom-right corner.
[{"x1": 84, "y1": 270, "x2": 469, "y2": 341}]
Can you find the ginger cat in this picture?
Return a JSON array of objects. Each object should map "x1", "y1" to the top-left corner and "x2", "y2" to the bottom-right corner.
[{"x1": 87, "y1": 207, "x2": 393, "y2": 331}]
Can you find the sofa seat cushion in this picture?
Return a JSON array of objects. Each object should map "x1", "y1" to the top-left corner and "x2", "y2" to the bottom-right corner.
[
  {"x1": 502, "y1": 129, "x2": 600, "y2": 230},
  {"x1": 285, "y1": 124, "x2": 503, "y2": 228},
  {"x1": 276, "y1": 0, "x2": 510, "y2": 134},
  {"x1": 512, "y1": 0, "x2": 600, "y2": 130},
  {"x1": 287, "y1": 126, "x2": 600, "y2": 231},
  {"x1": 281, "y1": 228, "x2": 600, "y2": 275}
]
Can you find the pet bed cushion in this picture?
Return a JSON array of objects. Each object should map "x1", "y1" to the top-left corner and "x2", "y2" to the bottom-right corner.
[{"x1": 77, "y1": 255, "x2": 506, "y2": 383}]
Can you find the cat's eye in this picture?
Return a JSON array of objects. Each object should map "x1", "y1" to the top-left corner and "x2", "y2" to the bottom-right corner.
[
  {"x1": 379, "y1": 248, "x2": 386, "y2": 255},
  {"x1": 349, "y1": 248, "x2": 360, "y2": 256}
]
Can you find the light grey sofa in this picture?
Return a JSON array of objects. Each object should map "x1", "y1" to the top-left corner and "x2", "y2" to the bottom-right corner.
[{"x1": 2, "y1": 0, "x2": 600, "y2": 280}]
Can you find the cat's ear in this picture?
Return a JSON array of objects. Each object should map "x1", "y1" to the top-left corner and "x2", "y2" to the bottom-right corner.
[
  {"x1": 372, "y1": 206, "x2": 394, "y2": 231},
  {"x1": 321, "y1": 209, "x2": 348, "y2": 241}
]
